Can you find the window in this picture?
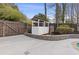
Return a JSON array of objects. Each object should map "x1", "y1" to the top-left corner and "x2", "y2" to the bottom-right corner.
[
  {"x1": 33, "y1": 22, "x2": 38, "y2": 26},
  {"x1": 39, "y1": 22, "x2": 44, "y2": 26}
]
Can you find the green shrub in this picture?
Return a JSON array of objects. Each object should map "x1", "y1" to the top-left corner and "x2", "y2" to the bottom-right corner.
[
  {"x1": 0, "y1": 4, "x2": 32, "y2": 25},
  {"x1": 56, "y1": 24, "x2": 74, "y2": 34}
]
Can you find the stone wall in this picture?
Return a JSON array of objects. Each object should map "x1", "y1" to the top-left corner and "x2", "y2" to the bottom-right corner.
[
  {"x1": 77, "y1": 24, "x2": 79, "y2": 32},
  {"x1": 24, "y1": 33, "x2": 79, "y2": 41}
]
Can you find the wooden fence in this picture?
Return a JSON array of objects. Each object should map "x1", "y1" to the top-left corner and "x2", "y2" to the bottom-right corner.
[{"x1": 0, "y1": 20, "x2": 27, "y2": 37}]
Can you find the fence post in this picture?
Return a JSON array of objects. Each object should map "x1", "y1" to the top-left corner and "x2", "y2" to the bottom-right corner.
[{"x1": 2, "y1": 20, "x2": 5, "y2": 37}]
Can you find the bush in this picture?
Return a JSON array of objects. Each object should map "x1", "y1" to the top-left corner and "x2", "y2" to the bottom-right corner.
[
  {"x1": 0, "y1": 7, "x2": 26, "y2": 21},
  {"x1": 56, "y1": 24, "x2": 74, "y2": 34},
  {"x1": 0, "y1": 4, "x2": 32, "y2": 25}
]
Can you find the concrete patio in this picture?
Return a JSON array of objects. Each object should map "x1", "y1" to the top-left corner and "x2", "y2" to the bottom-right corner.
[{"x1": 0, "y1": 35, "x2": 79, "y2": 55}]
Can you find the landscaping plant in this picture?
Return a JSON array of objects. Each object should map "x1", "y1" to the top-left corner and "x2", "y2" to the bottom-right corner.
[{"x1": 56, "y1": 24, "x2": 75, "y2": 34}]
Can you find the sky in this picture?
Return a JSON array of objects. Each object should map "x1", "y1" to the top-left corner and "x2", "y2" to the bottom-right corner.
[
  {"x1": 16, "y1": 3, "x2": 55, "y2": 22},
  {"x1": 16, "y1": 3, "x2": 45, "y2": 18}
]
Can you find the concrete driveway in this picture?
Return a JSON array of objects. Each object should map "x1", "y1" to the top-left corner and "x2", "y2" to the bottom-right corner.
[{"x1": 0, "y1": 35, "x2": 79, "y2": 55}]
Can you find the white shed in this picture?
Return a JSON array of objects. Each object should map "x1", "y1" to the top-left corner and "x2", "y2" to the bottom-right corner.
[{"x1": 32, "y1": 19, "x2": 49, "y2": 35}]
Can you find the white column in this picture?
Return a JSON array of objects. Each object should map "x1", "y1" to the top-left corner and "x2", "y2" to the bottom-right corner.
[
  {"x1": 32, "y1": 21, "x2": 33, "y2": 26},
  {"x1": 48, "y1": 22, "x2": 49, "y2": 27},
  {"x1": 38, "y1": 19, "x2": 40, "y2": 27},
  {"x1": 44, "y1": 21, "x2": 45, "y2": 27}
]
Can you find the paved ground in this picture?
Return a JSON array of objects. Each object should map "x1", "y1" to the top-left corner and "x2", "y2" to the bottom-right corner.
[{"x1": 0, "y1": 35, "x2": 79, "y2": 55}]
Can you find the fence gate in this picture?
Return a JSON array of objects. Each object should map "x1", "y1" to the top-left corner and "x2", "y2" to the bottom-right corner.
[{"x1": 0, "y1": 20, "x2": 27, "y2": 37}]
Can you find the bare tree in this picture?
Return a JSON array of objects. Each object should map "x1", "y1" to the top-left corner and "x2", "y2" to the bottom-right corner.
[
  {"x1": 44, "y1": 3, "x2": 47, "y2": 20},
  {"x1": 55, "y1": 3, "x2": 62, "y2": 24},
  {"x1": 62, "y1": 3, "x2": 66, "y2": 23},
  {"x1": 74, "y1": 4, "x2": 79, "y2": 24}
]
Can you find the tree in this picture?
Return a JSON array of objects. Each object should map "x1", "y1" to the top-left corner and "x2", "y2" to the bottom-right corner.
[
  {"x1": 70, "y1": 4, "x2": 75, "y2": 23},
  {"x1": 55, "y1": 3, "x2": 62, "y2": 25},
  {"x1": 62, "y1": 3, "x2": 66, "y2": 23},
  {"x1": 31, "y1": 13, "x2": 49, "y2": 21},
  {"x1": 44, "y1": 3, "x2": 47, "y2": 20},
  {"x1": 74, "y1": 4, "x2": 79, "y2": 24}
]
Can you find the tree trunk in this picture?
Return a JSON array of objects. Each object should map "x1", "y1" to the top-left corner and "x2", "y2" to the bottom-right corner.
[
  {"x1": 62, "y1": 3, "x2": 66, "y2": 23},
  {"x1": 44, "y1": 3, "x2": 47, "y2": 20}
]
